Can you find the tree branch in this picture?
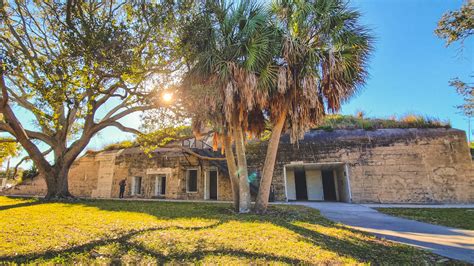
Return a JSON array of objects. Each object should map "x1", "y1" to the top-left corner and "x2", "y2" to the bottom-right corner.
[
  {"x1": 0, "y1": 75, "x2": 52, "y2": 172},
  {"x1": 181, "y1": 147, "x2": 226, "y2": 161},
  {"x1": 12, "y1": 147, "x2": 53, "y2": 179},
  {"x1": 106, "y1": 121, "x2": 141, "y2": 135}
]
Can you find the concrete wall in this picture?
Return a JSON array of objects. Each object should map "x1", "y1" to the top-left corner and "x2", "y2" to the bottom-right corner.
[
  {"x1": 111, "y1": 148, "x2": 232, "y2": 201},
  {"x1": 3, "y1": 128, "x2": 472, "y2": 204},
  {"x1": 247, "y1": 128, "x2": 473, "y2": 203}
]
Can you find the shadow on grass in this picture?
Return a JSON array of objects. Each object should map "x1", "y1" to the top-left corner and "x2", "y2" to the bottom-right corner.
[
  {"x1": 0, "y1": 198, "x2": 448, "y2": 264},
  {"x1": 276, "y1": 221, "x2": 429, "y2": 264},
  {"x1": 0, "y1": 200, "x2": 43, "y2": 211},
  {"x1": 0, "y1": 220, "x2": 226, "y2": 263}
]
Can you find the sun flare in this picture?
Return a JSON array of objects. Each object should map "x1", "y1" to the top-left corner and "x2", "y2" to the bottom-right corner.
[{"x1": 162, "y1": 92, "x2": 173, "y2": 102}]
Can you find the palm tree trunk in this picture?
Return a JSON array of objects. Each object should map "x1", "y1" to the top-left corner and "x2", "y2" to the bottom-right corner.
[
  {"x1": 255, "y1": 110, "x2": 287, "y2": 213},
  {"x1": 223, "y1": 134, "x2": 240, "y2": 212},
  {"x1": 234, "y1": 126, "x2": 251, "y2": 213}
]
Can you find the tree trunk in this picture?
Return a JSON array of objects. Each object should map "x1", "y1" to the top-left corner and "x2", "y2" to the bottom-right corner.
[
  {"x1": 234, "y1": 126, "x2": 251, "y2": 213},
  {"x1": 43, "y1": 162, "x2": 73, "y2": 200},
  {"x1": 5, "y1": 158, "x2": 10, "y2": 179},
  {"x1": 255, "y1": 111, "x2": 287, "y2": 213},
  {"x1": 223, "y1": 134, "x2": 240, "y2": 212}
]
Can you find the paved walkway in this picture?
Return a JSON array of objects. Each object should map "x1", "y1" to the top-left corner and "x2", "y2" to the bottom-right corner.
[{"x1": 290, "y1": 202, "x2": 474, "y2": 263}]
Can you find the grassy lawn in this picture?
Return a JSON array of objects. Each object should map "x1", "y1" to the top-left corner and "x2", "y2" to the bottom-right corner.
[
  {"x1": 377, "y1": 208, "x2": 474, "y2": 230},
  {"x1": 0, "y1": 197, "x2": 455, "y2": 265}
]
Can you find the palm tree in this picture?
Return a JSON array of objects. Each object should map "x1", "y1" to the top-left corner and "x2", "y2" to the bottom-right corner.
[
  {"x1": 255, "y1": 0, "x2": 373, "y2": 213},
  {"x1": 180, "y1": 1, "x2": 278, "y2": 213}
]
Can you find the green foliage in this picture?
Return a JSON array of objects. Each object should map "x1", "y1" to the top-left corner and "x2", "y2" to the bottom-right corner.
[
  {"x1": 270, "y1": 0, "x2": 374, "y2": 143},
  {"x1": 102, "y1": 140, "x2": 137, "y2": 152},
  {"x1": 315, "y1": 114, "x2": 450, "y2": 131},
  {"x1": 0, "y1": 197, "x2": 448, "y2": 264},
  {"x1": 0, "y1": 2, "x2": 183, "y2": 190},
  {"x1": 1, "y1": 2, "x2": 176, "y2": 133},
  {"x1": 137, "y1": 126, "x2": 193, "y2": 155},
  {"x1": 449, "y1": 77, "x2": 473, "y2": 117},
  {"x1": 377, "y1": 208, "x2": 474, "y2": 230},
  {"x1": 0, "y1": 139, "x2": 19, "y2": 166},
  {"x1": 435, "y1": 2, "x2": 473, "y2": 46},
  {"x1": 21, "y1": 165, "x2": 39, "y2": 180},
  {"x1": 95, "y1": 126, "x2": 193, "y2": 155},
  {"x1": 180, "y1": 0, "x2": 279, "y2": 137}
]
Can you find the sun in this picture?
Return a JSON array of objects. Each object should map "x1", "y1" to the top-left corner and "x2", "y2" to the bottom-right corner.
[{"x1": 162, "y1": 92, "x2": 173, "y2": 102}]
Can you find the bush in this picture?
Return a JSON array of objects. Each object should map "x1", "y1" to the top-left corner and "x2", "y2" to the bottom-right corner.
[
  {"x1": 102, "y1": 140, "x2": 137, "y2": 151},
  {"x1": 22, "y1": 166, "x2": 39, "y2": 180}
]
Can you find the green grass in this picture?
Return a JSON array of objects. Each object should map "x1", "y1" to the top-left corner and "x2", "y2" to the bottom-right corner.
[
  {"x1": 377, "y1": 208, "x2": 474, "y2": 230},
  {"x1": 315, "y1": 114, "x2": 450, "y2": 131},
  {"x1": 0, "y1": 197, "x2": 455, "y2": 265}
]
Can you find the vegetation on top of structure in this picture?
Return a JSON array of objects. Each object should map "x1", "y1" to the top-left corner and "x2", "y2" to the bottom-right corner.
[
  {"x1": 314, "y1": 114, "x2": 451, "y2": 132},
  {"x1": 101, "y1": 140, "x2": 138, "y2": 152},
  {"x1": 89, "y1": 126, "x2": 194, "y2": 153},
  {"x1": 20, "y1": 166, "x2": 38, "y2": 181},
  {"x1": 138, "y1": 126, "x2": 194, "y2": 155}
]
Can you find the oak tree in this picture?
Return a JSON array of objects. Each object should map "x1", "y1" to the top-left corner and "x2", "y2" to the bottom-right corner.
[{"x1": 0, "y1": 0, "x2": 179, "y2": 199}]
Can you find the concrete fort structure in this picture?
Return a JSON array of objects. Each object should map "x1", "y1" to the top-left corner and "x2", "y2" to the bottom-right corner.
[{"x1": 2, "y1": 128, "x2": 473, "y2": 204}]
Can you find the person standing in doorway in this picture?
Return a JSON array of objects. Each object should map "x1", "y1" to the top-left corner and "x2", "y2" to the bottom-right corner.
[{"x1": 119, "y1": 179, "x2": 126, "y2": 199}]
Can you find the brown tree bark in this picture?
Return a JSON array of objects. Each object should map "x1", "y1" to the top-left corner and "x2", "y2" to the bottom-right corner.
[
  {"x1": 223, "y1": 134, "x2": 240, "y2": 212},
  {"x1": 255, "y1": 110, "x2": 287, "y2": 213},
  {"x1": 234, "y1": 126, "x2": 251, "y2": 213},
  {"x1": 44, "y1": 167, "x2": 73, "y2": 199}
]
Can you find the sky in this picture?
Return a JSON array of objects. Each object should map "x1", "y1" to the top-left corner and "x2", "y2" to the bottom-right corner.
[
  {"x1": 89, "y1": 0, "x2": 473, "y2": 149},
  {"x1": 341, "y1": 0, "x2": 472, "y2": 138},
  {"x1": 5, "y1": 0, "x2": 474, "y2": 168}
]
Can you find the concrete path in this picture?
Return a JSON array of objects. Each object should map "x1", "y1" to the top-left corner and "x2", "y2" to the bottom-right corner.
[{"x1": 290, "y1": 202, "x2": 474, "y2": 263}]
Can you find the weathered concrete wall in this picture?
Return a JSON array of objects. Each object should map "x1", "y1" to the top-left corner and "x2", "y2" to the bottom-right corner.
[
  {"x1": 112, "y1": 148, "x2": 232, "y2": 200},
  {"x1": 0, "y1": 152, "x2": 103, "y2": 197},
  {"x1": 3, "y1": 128, "x2": 471, "y2": 204},
  {"x1": 247, "y1": 128, "x2": 474, "y2": 203},
  {"x1": 69, "y1": 153, "x2": 101, "y2": 197},
  {"x1": 0, "y1": 174, "x2": 47, "y2": 196}
]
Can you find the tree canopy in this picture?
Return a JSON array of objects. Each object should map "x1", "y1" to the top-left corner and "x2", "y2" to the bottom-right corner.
[
  {"x1": 435, "y1": 2, "x2": 473, "y2": 46},
  {"x1": 0, "y1": 0, "x2": 182, "y2": 198}
]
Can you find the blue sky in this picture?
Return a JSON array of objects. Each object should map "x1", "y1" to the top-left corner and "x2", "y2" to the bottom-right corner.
[
  {"x1": 90, "y1": 0, "x2": 473, "y2": 150},
  {"x1": 6, "y1": 0, "x2": 474, "y2": 167},
  {"x1": 341, "y1": 0, "x2": 472, "y2": 138}
]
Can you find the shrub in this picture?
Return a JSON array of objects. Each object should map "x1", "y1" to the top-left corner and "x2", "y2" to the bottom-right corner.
[
  {"x1": 22, "y1": 166, "x2": 39, "y2": 180},
  {"x1": 102, "y1": 140, "x2": 137, "y2": 151}
]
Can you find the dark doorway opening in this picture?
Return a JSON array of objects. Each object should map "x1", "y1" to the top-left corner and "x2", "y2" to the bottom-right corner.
[
  {"x1": 160, "y1": 176, "x2": 166, "y2": 195},
  {"x1": 134, "y1": 176, "x2": 142, "y2": 195},
  {"x1": 322, "y1": 170, "x2": 337, "y2": 201},
  {"x1": 294, "y1": 168, "x2": 308, "y2": 200},
  {"x1": 209, "y1": 170, "x2": 218, "y2": 200}
]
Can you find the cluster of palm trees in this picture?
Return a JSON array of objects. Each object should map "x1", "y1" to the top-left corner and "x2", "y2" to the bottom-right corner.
[{"x1": 179, "y1": 0, "x2": 373, "y2": 213}]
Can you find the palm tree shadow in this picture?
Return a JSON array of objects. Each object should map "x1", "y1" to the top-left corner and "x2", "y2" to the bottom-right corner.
[
  {"x1": 130, "y1": 241, "x2": 304, "y2": 264},
  {"x1": 0, "y1": 199, "x2": 446, "y2": 264},
  {"x1": 276, "y1": 220, "x2": 441, "y2": 264},
  {"x1": 0, "y1": 220, "x2": 226, "y2": 263}
]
